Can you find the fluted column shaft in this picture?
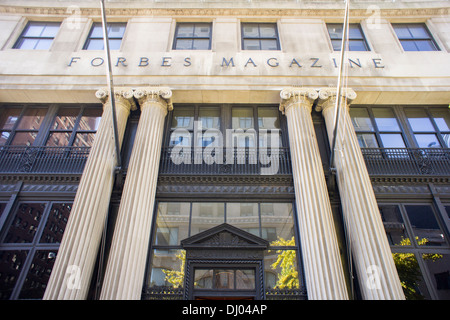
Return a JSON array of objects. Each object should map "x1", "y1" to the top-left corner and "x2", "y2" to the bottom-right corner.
[
  {"x1": 280, "y1": 88, "x2": 348, "y2": 300},
  {"x1": 44, "y1": 88, "x2": 135, "y2": 300},
  {"x1": 317, "y1": 88, "x2": 405, "y2": 300},
  {"x1": 100, "y1": 87, "x2": 172, "y2": 300}
]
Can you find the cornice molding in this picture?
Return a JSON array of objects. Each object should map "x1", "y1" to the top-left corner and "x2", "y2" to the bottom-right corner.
[{"x1": 0, "y1": 6, "x2": 448, "y2": 18}]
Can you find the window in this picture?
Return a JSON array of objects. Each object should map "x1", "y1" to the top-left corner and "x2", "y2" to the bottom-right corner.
[
  {"x1": 83, "y1": 22, "x2": 126, "y2": 50},
  {"x1": 173, "y1": 23, "x2": 212, "y2": 50},
  {"x1": 241, "y1": 23, "x2": 280, "y2": 50},
  {"x1": 405, "y1": 108, "x2": 450, "y2": 148},
  {"x1": 146, "y1": 201, "x2": 299, "y2": 293},
  {"x1": 379, "y1": 203, "x2": 450, "y2": 299},
  {"x1": 327, "y1": 23, "x2": 369, "y2": 51},
  {"x1": 13, "y1": 22, "x2": 60, "y2": 50},
  {"x1": 0, "y1": 201, "x2": 72, "y2": 299},
  {"x1": 350, "y1": 107, "x2": 407, "y2": 148},
  {"x1": 45, "y1": 107, "x2": 102, "y2": 147},
  {"x1": 392, "y1": 23, "x2": 439, "y2": 51},
  {"x1": 0, "y1": 105, "x2": 102, "y2": 147}
]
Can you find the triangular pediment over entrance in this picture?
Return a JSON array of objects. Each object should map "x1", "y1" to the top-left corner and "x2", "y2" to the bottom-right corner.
[{"x1": 181, "y1": 223, "x2": 269, "y2": 250}]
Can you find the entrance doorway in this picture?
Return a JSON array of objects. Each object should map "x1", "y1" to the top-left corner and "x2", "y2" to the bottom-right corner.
[{"x1": 181, "y1": 223, "x2": 268, "y2": 300}]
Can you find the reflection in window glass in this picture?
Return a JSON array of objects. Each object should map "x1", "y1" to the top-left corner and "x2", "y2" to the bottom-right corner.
[
  {"x1": 356, "y1": 133, "x2": 378, "y2": 148},
  {"x1": 379, "y1": 205, "x2": 410, "y2": 246},
  {"x1": 232, "y1": 107, "x2": 254, "y2": 129},
  {"x1": 392, "y1": 251, "x2": 432, "y2": 299},
  {"x1": 405, "y1": 109, "x2": 435, "y2": 132},
  {"x1": 423, "y1": 253, "x2": 450, "y2": 299},
  {"x1": 147, "y1": 249, "x2": 185, "y2": 288},
  {"x1": 404, "y1": 205, "x2": 446, "y2": 246},
  {"x1": 350, "y1": 108, "x2": 374, "y2": 132},
  {"x1": 373, "y1": 108, "x2": 401, "y2": 132},
  {"x1": 4, "y1": 203, "x2": 46, "y2": 243},
  {"x1": 226, "y1": 203, "x2": 259, "y2": 236},
  {"x1": 199, "y1": 107, "x2": 220, "y2": 129},
  {"x1": 84, "y1": 23, "x2": 126, "y2": 50},
  {"x1": 264, "y1": 250, "x2": 299, "y2": 289},
  {"x1": 191, "y1": 202, "x2": 225, "y2": 236},
  {"x1": 39, "y1": 203, "x2": 72, "y2": 243},
  {"x1": 0, "y1": 250, "x2": 28, "y2": 299},
  {"x1": 18, "y1": 250, "x2": 57, "y2": 299},
  {"x1": 171, "y1": 108, "x2": 194, "y2": 129},
  {"x1": 153, "y1": 202, "x2": 190, "y2": 246}
]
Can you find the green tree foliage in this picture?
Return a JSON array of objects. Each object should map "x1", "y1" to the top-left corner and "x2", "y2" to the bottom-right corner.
[{"x1": 392, "y1": 237, "x2": 442, "y2": 300}]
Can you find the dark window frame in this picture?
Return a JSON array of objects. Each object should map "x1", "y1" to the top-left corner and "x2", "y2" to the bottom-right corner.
[
  {"x1": 326, "y1": 23, "x2": 370, "y2": 51},
  {"x1": 83, "y1": 22, "x2": 127, "y2": 50},
  {"x1": 241, "y1": 23, "x2": 281, "y2": 51},
  {"x1": 172, "y1": 22, "x2": 213, "y2": 50},
  {"x1": 392, "y1": 23, "x2": 440, "y2": 52},
  {"x1": 13, "y1": 21, "x2": 61, "y2": 50}
]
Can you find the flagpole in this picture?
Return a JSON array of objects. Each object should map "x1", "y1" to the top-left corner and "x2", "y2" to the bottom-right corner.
[
  {"x1": 100, "y1": 0, "x2": 122, "y2": 170},
  {"x1": 329, "y1": 0, "x2": 350, "y2": 171}
]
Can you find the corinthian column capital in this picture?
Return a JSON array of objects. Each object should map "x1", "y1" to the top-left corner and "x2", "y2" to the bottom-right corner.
[
  {"x1": 316, "y1": 87, "x2": 357, "y2": 112},
  {"x1": 279, "y1": 87, "x2": 318, "y2": 114},
  {"x1": 95, "y1": 87, "x2": 137, "y2": 111},
  {"x1": 133, "y1": 87, "x2": 173, "y2": 113}
]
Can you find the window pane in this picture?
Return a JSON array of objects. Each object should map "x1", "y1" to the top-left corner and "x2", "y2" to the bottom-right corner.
[
  {"x1": 356, "y1": 133, "x2": 379, "y2": 148},
  {"x1": 17, "y1": 38, "x2": 39, "y2": 49},
  {"x1": 175, "y1": 39, "x2": 193, "y2": 50},
  {"x1": 0, "y1": 108, "x2": 21, "y2": 130},
  {"x1": 260, "y1": 39, "x2": 278, "y2": 50},
  {"x1": 214, "y1": 270, "x2": 234, "y2": 289},
  {"x1": 243, "y1": 39, "x2": 260, "y2": 50},
  {"x1": 349, "y1": 39, "x2": 368, "y2": 51},
  {"x1": 379, "y1": 205, "x2": 410, "y2": 246},
  {"x1": 422, "y1": 253, "x2": 450, "y2": 299},
  {"x1": 429, "y1": 109, "x2": 450, "y2": 131},
  {"x1": 393, "y1": 25, "x2": 413, "y2": 39},
  {"x1": 10, "y1": 132, "x2": 37, "y2": 146},
  {"x1": 331, "y1": 39, "x2": 342, "y2": 51},
  {"x1": 264, "y1": 250, "x2": 299, "y2": 289},
  {"x1": 392, "y1": 252, "x2": 431, "y2": 300},
  {"x1": 80, "y1": 109, "x2": 102, "y2": 131},
  {"x1": 89, "y1": 24, "x2": 104, "y2": 38},
  {"x1": 153, "y1": 202, "x2": 190, "y2": 245},
  {"x1": 4, "y1": 203, "x2": 46, "y2": 243},
  {"x1": 192, "y1": 39, "x2": 210, "y2": 50},
  {"x1": 46, "y1": 132, "x2": 71, "y2": 147},
  {"x1": 348, "y1": 25, "x2": 364, "y2": 39},
  {"x1": 259, "y1": 25, "x2": 276, "y2": 38},
  {"x1": 405, "y1": 109, "x2": 435, "y2": 132},
  {"x1": 108, "y1": 39, "x2": 122, "y2": 50},
  {"x1": 232, "y1": 107, "x2": 254, "y2": 129},
  {"x1": 327, "y1": 24, "x2": 342, "y2": 39},
  {"x1": 194, "y1": 24, "x2": 211, "y2": 38},
  {"x1": 171, "y1": 108, "x2": 194, "y2": 129},
  {"x1": 404, "y1": 205, "x2": 446, "y2": 246},
  {"x1": 260, "y1": 203, "x2": 295, "y2": 243},
  {"x1": 226, "y1": 203, "x2": 259, "y2": 236},
  {"x1": 0, "y1": 132, "x2": 9, "y2": 145},
  {"x1": 401, "y1": 40, "x2": 419, "y2": 51},
  {"x1": 350, "y1": 108, "x2": 374, "y2": 131},
  {"x1": 0, "y1": 250, "x2": 29, "y2": 300},
  {"x1": 380, "y1": 134, "x2": 406, "y2": 148},
  {"x1": 16, "y1": 108, "x2": 46, "y2": 130},
  {"x1": 236, "y1": 269, "x2": 255, "y2": 290},
  {"x1": 40, "y1": 23, "x2": 60, "y2": 37},
  {"x1": 415, "y1": 40, "x2": 437, "y2": 51},
  {"x1": 199, "y1": 107, "x2": 220, "y2": 129},
  {"x1": 147, "y1": 249, "x2": 185, "y2": 288},
  {"x1": 242, "y1": 25, "x2": 259, "y2": 38},
  {"x1": 177, "y1": 24, "x2": 194, "y2": 37},
  {"x1": 39, "y1": 203, "x2": 72, "y2": 243},
  {"x1": 409, "y1": 25, "x2": 430, "y2": 39},
  {"x1": 108, "y1": 24, "x2": 126, "y2": 38},
  {"x1": 191, "y1": 202, "x2": 224, "y2": 236},
  {"x1": 72, "y1": 133, "x2": 95, "y2": 147},
  {"x1": 24, "y1": 23, "x2": 46, "y2": 37},
  {"x1": 51, "y1": 108, "x2": 79, "y2": 130},
  {"x1": 194, "y1": 269, "x2": 213, "y2": 289},
  {"x1": 169, "y1": 131, "x2": 192, "y2": 147},
  {"x1": 258, "y1": 108, "x2": 279, "y2": 129},
  {"x1": 18, "y1": 250, "x2": 57, "y2": 299},
  {"x1": 414, "y1": 134, "x2": 441, "y2": 148},
  {"x1": 85, "y1": 39, "x2": 104, "y2": 50},
  {"x1": 373, "y1": 108, "x2": 401, "y2": 132}
]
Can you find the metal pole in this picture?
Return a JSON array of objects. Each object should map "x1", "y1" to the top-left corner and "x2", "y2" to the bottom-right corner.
[
  {"x1": 100, "y1": 0, "x2": 122, "y2": 169},
  {"x1": 329, "y1": 0, "x2": 350, "y2": 171}
]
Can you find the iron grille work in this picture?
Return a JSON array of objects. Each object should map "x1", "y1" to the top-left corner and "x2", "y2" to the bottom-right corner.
[
  {"x1": 361, "y1": 148, "x2": 450, "y2": 176},
  {"x1": 0, "y1": 146, "x2": 90, "y2": 174}
]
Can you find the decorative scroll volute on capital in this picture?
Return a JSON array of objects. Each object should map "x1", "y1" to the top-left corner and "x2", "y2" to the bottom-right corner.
[
  {"x1": 316, "y1": 88, "x2": 357, "y2": 112},
  {"x1": 95, "y1": 87, "x2": 137, "y2": 111},
  {"x1": 133, "y1": 87, "x2": 173, "y2": 113},
  {"x1": 279, "y1": 87, "x2": 319, "y2": 114}
]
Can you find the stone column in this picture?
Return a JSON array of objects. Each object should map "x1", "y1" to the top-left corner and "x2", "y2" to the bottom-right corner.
[
  {"x1": 100, "y1": 87, "x2": 172, "y2": 300},
  {"x1": 44, "y1": 88, "x2": 136, "y2": 300},
  {"x1": 317, "y1": 88, "x2": 405, "y2": 300},
  {"x1": 279, "y1": 88, "x2": 348, "y2": 300}
]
